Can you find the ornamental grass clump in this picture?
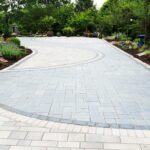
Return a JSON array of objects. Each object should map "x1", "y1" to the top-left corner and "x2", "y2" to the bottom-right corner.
[
  {"x1": 0, "y1": 43, "x2": 25, "y2": 60},
  {"x1": 63, "y1": 27, "x2": 75, "y2": 36},
  {"x1": 8, "y1": 37, "x2": 21, "y2": 47}
]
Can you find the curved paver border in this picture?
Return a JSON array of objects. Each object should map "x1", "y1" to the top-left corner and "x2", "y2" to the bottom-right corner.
[
  {"x1": 6, "y1": 51, "x2": 105, "y2": 72},
  {"x1": 0, "y1": 103, "x2": 150, "y2": 130}
]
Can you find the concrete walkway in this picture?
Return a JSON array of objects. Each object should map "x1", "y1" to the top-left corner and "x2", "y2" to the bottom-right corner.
[{"x1": 0, "y1": 37, "x2": 150, "y2": 129}]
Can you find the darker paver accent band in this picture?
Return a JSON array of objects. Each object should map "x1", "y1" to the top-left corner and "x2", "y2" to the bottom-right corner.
[{"x1": 0, "y1": 102, "x2": 150, "y2": 130}]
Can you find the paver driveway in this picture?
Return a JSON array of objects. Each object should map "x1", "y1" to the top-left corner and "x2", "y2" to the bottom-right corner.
[{"x1": 0, "y1": 37, "x2": 150, "y2": 129}]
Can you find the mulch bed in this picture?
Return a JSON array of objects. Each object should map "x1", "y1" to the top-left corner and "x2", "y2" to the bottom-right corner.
[
  {"x1": 139, "y1": 55, "x2": 150, "y2": 65},
  {"x1": 0, "y1": 48, "x2": 32, "y2": 70}
]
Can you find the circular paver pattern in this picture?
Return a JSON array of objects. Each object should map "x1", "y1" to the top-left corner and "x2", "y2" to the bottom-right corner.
[
  {"x1": 0, "y1": 37, "x2": 150, "y2": 129},
  {"x1": 13, "y1": 37, "x2": 102, "y2": 70}
]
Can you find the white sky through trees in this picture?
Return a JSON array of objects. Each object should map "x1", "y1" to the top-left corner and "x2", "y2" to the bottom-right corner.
[
  {"x1": 72, "y1": 0, "x2": 106, "y2": 8},
  {"x1": 94, "y1": 0, "x2": 106, "y2": 8}
]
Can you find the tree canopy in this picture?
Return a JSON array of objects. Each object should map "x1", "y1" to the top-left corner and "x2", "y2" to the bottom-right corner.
[
  {"x1": 75, "y1": 0, "x2": 94, "y2": 12},
  {"x1": 0, "y1": 0, "x2": 149, "y2": 42}
]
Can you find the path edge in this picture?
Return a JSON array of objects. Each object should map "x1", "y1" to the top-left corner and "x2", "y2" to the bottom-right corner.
[
  {"x1": 0, "y1": 47, "x2": 37, "y2": 73},
  {"x1": 103, "y1": 39, "x2": 150, "y2": 70}
]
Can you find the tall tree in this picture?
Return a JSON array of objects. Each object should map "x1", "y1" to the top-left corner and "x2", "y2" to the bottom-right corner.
[
  {"x1": 143, "y1": 0, "x2": 150, "y2": 43},
  {"x1": 75, "y1": 0, "x2": 94, "y2": 12},
  {"x1": 69, "y1": 8, "x2": 96, "y2": 33},
  {"x1": 0, "y1": 0, "x2": 21, "y2": 35},
  {"x1": 35, "y1": 0, "x2": 71, "y2": 7},
  {"x1": 53, "y1": 3, "x2": 74, "y2": 32}
]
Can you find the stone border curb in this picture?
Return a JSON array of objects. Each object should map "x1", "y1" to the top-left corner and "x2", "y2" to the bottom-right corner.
[{"x1": 0, "y1": 47, "x2": 37, "y2": 73}]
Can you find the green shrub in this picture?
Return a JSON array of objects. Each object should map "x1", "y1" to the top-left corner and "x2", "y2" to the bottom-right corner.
[
  {"x1": 133, "y1": 38, "x2": 139, "y2": 43},
  {"x1": 111, "y1": 33, "x2": 133, "y2": 41},
  {"x1": 0, "y1": 44, "x2": 25, "y2": 60},
  {"x1": 132, "y1": 43, "x2": 138, "y2": 50},
  {"x1": 105, "y1": 36, "x2": 116, "y2": 41},
  {"x1": 139, "y1": 44, "x2": 149, "y2": 52},
  {"x1": 111, "y1": 33, "x2": 118, "y2": 40},
  {"x1": 0, "y1": 37, "x2": 3, "y2": 42},
  {"x1": 56, "y1": 32, "x2": 61, "y2": 37},
  {"x1": 8, "y1": 37, "x2": 21, "y2": 47},
  {"x1": 117, "y1": 33, "x2": 128, "y2": 41},
  {"x1": 63, "y1": 27, "x2": 75, "y2": 36},
  {"x1": 144, "y1": 50, "x2": 150, "y2": 55}
]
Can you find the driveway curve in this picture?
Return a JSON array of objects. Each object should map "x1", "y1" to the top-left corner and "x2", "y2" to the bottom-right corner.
[
  {"x1": 13, "y1": 37, "x2": 102, "y2": 70},
  {"x1": 0, "y1": 37, "x2": 150, "y2": 129}
]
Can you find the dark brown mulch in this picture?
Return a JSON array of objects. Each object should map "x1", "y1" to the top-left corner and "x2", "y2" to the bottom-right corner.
[
  {"x1": 114, "y1": 44, "x2": 138, "y2": 57},
  {"x1": 140, "y1": 55, "x2": 150, "y2": 65},
  {"x1": 0, "y1": 60, "x2": 15, "y2": 70},
  {"x1": 0, "y1": 48, "x2": 32, "y2": 70}
]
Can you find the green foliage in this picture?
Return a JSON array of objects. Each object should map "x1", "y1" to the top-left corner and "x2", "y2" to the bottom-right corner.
[
  {"x1": 0, "y1": 37, "x2": 2, "y2": 42},
  {"x1": 17, "y1": 6, "x2": 48, "y2": 34},
  {"x1": 97, "y1": 0, "x2": 150, "y2": 43},
  {"x1": 116, "y1": 41, "x2": 137, "y2": 51},
  {"x1": 132, "y1": 42, "x2": 138, "y2": 50},
  {"x1": 0, "y1": 12, "x2": 3, "y2": 34},
  {"x1": 53, "y1": 4, "x2": 75, "y2": 33},
  {"x1": 0, "y1": 44, "x2": 25, "y2": 60},
  {"x1": 69, "y1": 8, "x2": 97, "y2": 33},
  {"x1": 0, "y1": 0, "x2": 149, "y2": 45},
  {"x1": 63, "y1": 27, "x2": 75, "y2": 36},
  {"x1": 144, "y1": 50, "x2": 150, "y2": 55},
  {"x1": 8, "y1": 38, "x2": 21, "y2": 47},
  {"x1": 140, "y1": 44, "x2": 150, "y2": 52},
  {"x1": 134, "y1": 38, "x2": 139, "y2": 43},
  {"x1": 75, "y1": 0, "x2": 94, "y2": 12},
  {"x1": 117, "y1": 33, "x2": 128, "y2": 41},
  {"x1": 41, "y1": 16, "x2": 55, "y2": 31}
]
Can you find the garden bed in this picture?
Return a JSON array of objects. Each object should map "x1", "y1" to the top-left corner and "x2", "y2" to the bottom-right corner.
[
  {"x1": 115, "y1": 44, "x2": 150, "y2": 65},
  {"x1": 0, "y1": 47, "x2": 32, "y2": 70},
  {"x1": 0, "y1": 37, "x2": 32, "y2": 70},
  {"x1": 106, "y1": 39, "x2": 150, "y2": 66}
]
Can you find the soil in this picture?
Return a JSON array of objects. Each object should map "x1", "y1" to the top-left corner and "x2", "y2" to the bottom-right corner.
[
  {"x1": 140, "y1": 55, "x2": 150, "y2": 65},
  {"x1": 0, "y1": 48, "x2": 32, "y2": 70}
]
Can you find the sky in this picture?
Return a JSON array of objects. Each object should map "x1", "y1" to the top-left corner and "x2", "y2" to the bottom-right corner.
[
  {"x1": 72, "y1": 0, "x2": 106, "y2": 8},
  {"x1": 94, "y1": 0, "x2": 106, "y2": 8}
]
